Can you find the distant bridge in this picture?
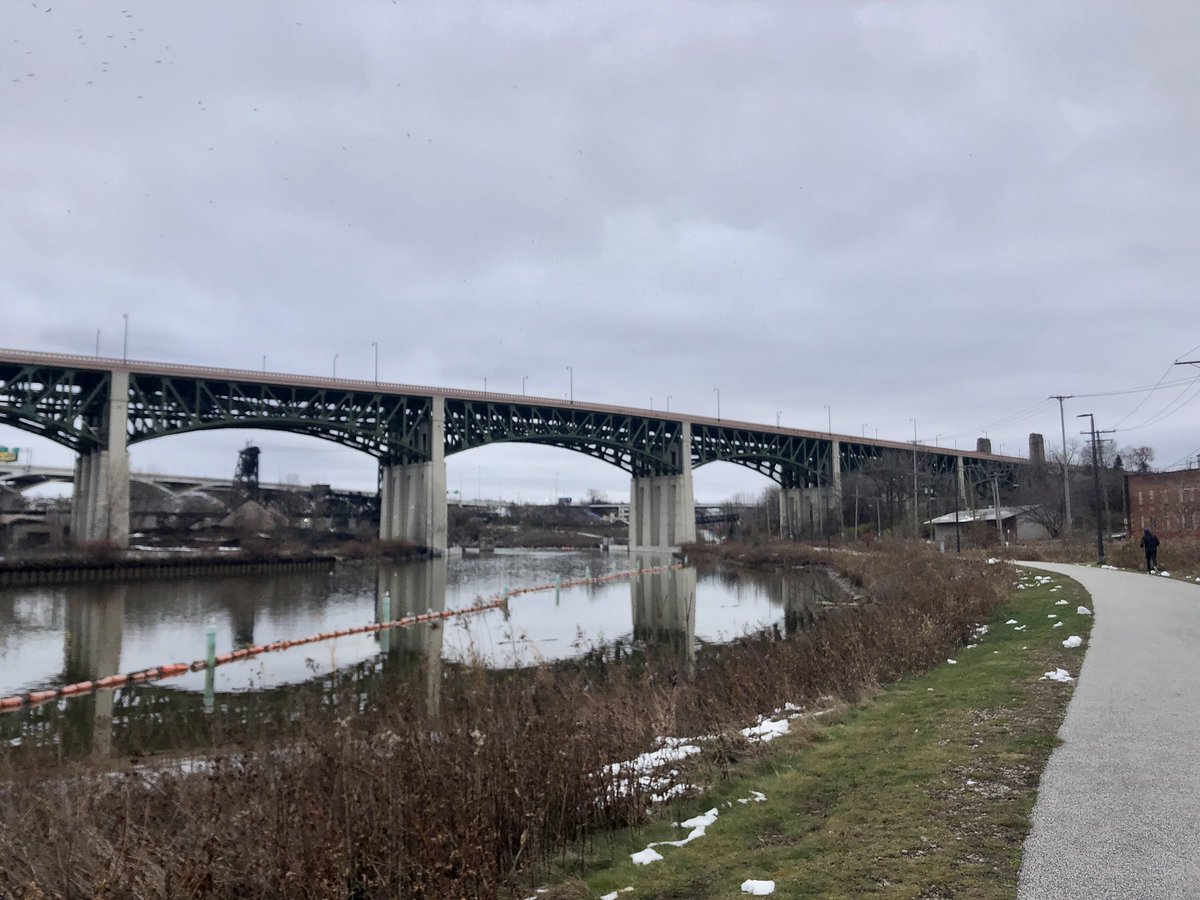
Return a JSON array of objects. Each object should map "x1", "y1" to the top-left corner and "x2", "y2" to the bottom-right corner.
[
  {"x1": 0, "y1": 462, "x2": 353, "y2": 497},
  {"x1": 0, "y1": 348, "x2": 1025, "y2": 552}
]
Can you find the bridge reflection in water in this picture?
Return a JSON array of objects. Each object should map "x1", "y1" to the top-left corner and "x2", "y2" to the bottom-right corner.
[
  {"x1": 2, "y1": 554, "x2": 855, "y2": 760},
  {"x1": 377, "y1": 558, "x2": 446, "y2": 718},
  {"x1": 631, "y1": 556, "x2": 697, "y2": 673}
]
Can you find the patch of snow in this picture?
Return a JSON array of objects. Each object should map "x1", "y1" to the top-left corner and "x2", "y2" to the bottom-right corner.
[
  {"x1": 737, "y1": 790, "x2": 768, "y2": 804},
  {"x1": 678, "y1": 808, "x2": 719, "y2": 830},
  {"x1": 605, "y1": 743, "x2": 701, "y2": 779},
  {"x1": 1005, "y1": 619, "x2": 1019, "y2": 625},
  {"x1": 1053, "y1": 622, "x2": 1063, "y2": 628},
  {"x1": 1054, "y1": 599, "x2": 1069, "y2": 605},
  {"x1": 1101, "y1": 564, "x2": 1118, "y2": 570},
  {"x1": 987, "y1": 558, "x2": 1001, "y2": 564},
  {"x1": 1047, "y1": 614, "x2": 1057, "y2": 619},
  {"x1": 1014, "y1": 625, "x2": 1027, "y2": 631},
  {"x1": 1041, "y1": 668, "x2": 1074, "y2": 683},
  {"x1": 650, "y1": 784, "x2": 692, "y2": 803},
  {"x1": 741, "y1": 880, "x2": 776, "y2": 895},
  {"x1": 946, "y1": 659, "x2": 957, "y2": 665},
  {"x1": 1077, "y1": 606, "x2": 1092, "y2": 616},
  {"x1": 631, "y1": 847, "x2": 663, "y2": 865},
  {"x1": 742, "y1": 718, "x2": 789, "y2": 743},
  {"x1": 1062, "y1": 635, "x2": 1083, "y2": 649},
  {"x1": 965, "y1": 643, "x2": 977, "y2": 649},
  {"x1": 1159, "y1": 571, "x2": 1172, "y2": 577}
]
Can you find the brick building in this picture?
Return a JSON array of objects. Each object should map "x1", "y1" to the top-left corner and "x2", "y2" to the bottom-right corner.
[{"x1": 1126, "y1": 469, "x2": 1200, "y2": 538}]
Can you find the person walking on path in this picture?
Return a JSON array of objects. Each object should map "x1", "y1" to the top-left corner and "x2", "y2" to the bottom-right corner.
[
  {"x1": 1139, "y1": 528, "x2": 1160, "y2": 573},
  {"x1": 1016, "y1": 561, "x2": 1200, "y2": 899}
]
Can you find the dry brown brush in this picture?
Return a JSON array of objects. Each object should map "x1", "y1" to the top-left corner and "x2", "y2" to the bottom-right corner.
[{"x1": 0, "y1": 544, "x2": 1008, "y2": 899}]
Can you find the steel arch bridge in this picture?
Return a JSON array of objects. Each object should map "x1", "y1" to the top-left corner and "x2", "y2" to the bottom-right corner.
[{"x1": 0, "y1": 348, "x2": 1025, "y2": 548}]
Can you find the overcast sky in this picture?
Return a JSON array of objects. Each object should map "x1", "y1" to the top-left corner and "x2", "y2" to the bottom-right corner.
[{"x1": 3, "y1": 1, "x2": 1199, "y2": 502}]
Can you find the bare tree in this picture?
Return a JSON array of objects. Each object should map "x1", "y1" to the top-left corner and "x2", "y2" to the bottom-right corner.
[{"x1": 1126, "y1": 445, "x2": 1156, "y2": 474}]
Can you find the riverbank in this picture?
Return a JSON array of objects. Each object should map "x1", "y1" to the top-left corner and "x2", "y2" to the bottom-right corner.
[
  {"x1": 0, "y1": 543, "x2": 1012, "y2": 897},
  {"x1": 0, "y1": 537, "x2": 424, "y2": 585},
  {"x1": 556, "y1": 563, "x2": 1092, "y2": 898}
]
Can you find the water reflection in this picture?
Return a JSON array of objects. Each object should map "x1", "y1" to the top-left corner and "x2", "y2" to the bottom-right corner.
[
  {"x1": 63, "y1": 583, "x2": 125, "y2": 757},
  {"x1": 630, "y1": 559, "x2": 697, "y2": 666},
  {"x1": 0, "y1": 552, "x2": 854, "y2": 759},
  {"x1": 377, "y1": 558, "x2": 446, "y2": 717}
]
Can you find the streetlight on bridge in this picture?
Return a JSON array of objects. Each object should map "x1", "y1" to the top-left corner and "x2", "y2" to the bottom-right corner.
[
  {"x1": 522, "y1": 375, "x2": 528, "y2": 396},
  {"x1": 567, "y1": 366, "x2": 573, "y2": 403},
  {"x1": 666, "y1": 395, "x2": 672, "y2": 412},
  {"x1": 823, "y1": 404, "x2": 832, "y2": 435},
  {"x1": 332, "y1": 354, "x2": 338, "y2": 378},
  {"x1": 372, "y1": 341, "x2": 378, "y2": 384},
  {"x1": 713, "y1": 387, "x2": 720, "y2": 421}
]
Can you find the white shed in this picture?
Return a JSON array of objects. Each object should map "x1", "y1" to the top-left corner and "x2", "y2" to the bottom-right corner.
[{"x1": 925, "y1": 505, "x2": 1050, "y2": 545}]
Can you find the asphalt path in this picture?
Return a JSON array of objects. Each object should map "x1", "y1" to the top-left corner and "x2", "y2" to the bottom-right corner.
[{"x1": 1016, "y1": 562, "x2": 1200, "y2": 899}]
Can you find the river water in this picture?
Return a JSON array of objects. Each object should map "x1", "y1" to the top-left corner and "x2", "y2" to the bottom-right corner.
[{"x1": 0, "y1": 550, "x2": 846, "y2": 758}]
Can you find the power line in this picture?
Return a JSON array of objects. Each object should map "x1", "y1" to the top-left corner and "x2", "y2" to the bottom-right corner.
[
  {"x1": 1111, "y1": 363, "x2": 1177, "y2": 428},
  {"x1": 1113, "y1": 375, "x2": 1200, "y2": 432},
  {"x1": 1071, "y1": 375, "x2": 1200, "y2": 399}
]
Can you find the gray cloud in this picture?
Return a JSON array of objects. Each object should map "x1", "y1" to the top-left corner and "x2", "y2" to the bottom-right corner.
[{"x1": 4, "y1": 0, "x2": 1199, "y2": 497}]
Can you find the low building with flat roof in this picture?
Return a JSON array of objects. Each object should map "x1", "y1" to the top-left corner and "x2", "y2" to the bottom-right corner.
[{"x1": 925, "y1": 505, "x2": 1051, "y2": 546}]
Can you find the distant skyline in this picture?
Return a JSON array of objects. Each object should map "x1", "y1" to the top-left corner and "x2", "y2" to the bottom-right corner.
[{"x1": 4, "y1": 1, "x2": 1199, "y2": 502}]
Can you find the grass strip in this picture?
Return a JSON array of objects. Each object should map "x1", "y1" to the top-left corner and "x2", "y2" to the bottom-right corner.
[{"x1": 545, "y1": 565, "x2": 1092, "y2": 899}]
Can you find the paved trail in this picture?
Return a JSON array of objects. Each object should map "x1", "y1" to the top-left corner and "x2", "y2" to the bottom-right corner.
[{"x1": 1016, "y1": 562, "x2": 1200, "y2": 900}]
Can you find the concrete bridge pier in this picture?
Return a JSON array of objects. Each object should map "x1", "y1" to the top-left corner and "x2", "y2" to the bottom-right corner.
[
  {"x1": 379, "y1": 397, "x2": 447, "y2": 554},
  {"x1": 779, "y1": 487, "x2": 816, "y2": 539},
  {"x1": 70, "y1": 370, "x2": 130, "y2": 548},
  {"x1": 629, "y1": 424, "x2": 696, "y2": 551}
]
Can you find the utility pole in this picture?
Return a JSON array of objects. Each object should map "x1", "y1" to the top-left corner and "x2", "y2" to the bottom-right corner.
[
  {"x1": 1077, "y1": 413, "x2": 1106, "y2": 565},
  {"x1": 953, "y1": 474, "x2": 961, "y2": 553},
  {"x1": 991, "y1": 473, "x2": 1004, "y2": 543},
  {"x1": 1049, "y1": 395, "x2": 1073, "y2": 535},
  {"x1": 909, "y1": 418, "x2": 919, "y2": 538},
  {"x1": 1095, "y1": 430, "x2": 1116, "y2": 537}
]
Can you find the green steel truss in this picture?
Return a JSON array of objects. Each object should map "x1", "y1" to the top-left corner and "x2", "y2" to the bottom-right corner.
[
  {"x1": 0, "y1": 359, "x2": 1023, "y2": 492},
  {"x1": 444, "y1": 400, "x2": 687, "y2": 476},
  {"x1": 125, "y1": 375, "x2": 432, "y2": 463},
  {"x1": 0, "y1": 362, "x2": 112, "y2": 451},
  {"x1": 691, "y1": 423, "x2": 832, "y2": 487}
]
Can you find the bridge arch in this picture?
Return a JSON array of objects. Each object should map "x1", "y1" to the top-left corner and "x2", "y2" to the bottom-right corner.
[{"x1": 444, "y1": 399, "x2": 689, "y2": 477}]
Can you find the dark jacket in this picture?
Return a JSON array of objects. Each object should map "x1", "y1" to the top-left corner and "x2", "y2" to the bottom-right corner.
[{"x1": 1140, "y1": 530, "x2": 1160, "y2": 551}]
